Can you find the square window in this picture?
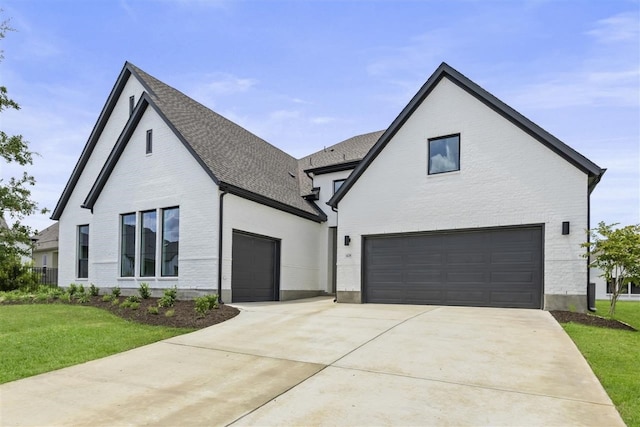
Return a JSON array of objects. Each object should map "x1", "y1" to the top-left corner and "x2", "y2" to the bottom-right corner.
[{"x1": 428, "y1": 134, "x2": 460, "y2": 175}]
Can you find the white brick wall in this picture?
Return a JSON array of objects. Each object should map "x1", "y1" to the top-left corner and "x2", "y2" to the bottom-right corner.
[
  {"x1": 58, "y1": 76, "x2": 146, "y2": 287},
  {"x1": 336, "y1": 77, "x2": 589, "y2": 304},
  {"x1": 223, "y1": 194, "x2": 324, "y2": 296}
]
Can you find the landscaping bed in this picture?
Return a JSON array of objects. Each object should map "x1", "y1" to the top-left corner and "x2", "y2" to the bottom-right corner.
[{"x1": 550, "y1": 310, "x2": 636, "y2": 331}]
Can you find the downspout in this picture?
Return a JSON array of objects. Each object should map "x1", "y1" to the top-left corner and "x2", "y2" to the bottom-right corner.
[
  {"x1": 587, "y1": 181, "x2": 595, "y2": 312},
  {"x1": 218, "y1": 188, "x2": 228, "y2": 304}
]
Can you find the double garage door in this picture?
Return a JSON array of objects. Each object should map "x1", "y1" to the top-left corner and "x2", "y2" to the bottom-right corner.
[{"x1": 364, "y1": 226, "x2": 543, "y2": 309}]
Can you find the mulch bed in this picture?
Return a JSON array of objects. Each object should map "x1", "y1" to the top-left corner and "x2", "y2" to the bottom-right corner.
[
  {"x1": 86, "y1": 296, "x2": 240, "y2": 329},
  {"x1": 550, "y1": 310, "x2": 636, "y2": 332}
]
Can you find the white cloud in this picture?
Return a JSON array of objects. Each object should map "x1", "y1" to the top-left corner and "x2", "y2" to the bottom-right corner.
[
  {"x1": 587, "y1": 12, "x2": 640, "y2": 43},
  {"x1": 203, "y1": 73, "x2": 258, "y2": 95}
]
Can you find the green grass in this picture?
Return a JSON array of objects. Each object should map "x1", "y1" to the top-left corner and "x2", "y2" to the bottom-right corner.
[
  {"x1": 561, "y1": 300, "x2": 640, "y2": 427},
  {"x1": 0, "y1": 304, "x2": 194, "y2": 384}
]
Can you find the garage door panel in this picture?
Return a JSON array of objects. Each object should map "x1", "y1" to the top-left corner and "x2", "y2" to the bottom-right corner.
[
  {"x1": 232, "y1": 232, "x2": 279, "y2": 303},
  {"x1": 364, "y1": 227, "x2": 542, "y2": 309}
]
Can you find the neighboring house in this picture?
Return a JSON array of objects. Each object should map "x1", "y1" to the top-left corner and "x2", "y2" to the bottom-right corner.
[
  {"x1": 593, "y1": 267, "x2": 640, "y2": 301},
  {"x1": 31, "y1": 222, "x2": 59, "y2": 269},
  {"x1": 51, "y1": 61, "x2": 604, "y2": 311}
]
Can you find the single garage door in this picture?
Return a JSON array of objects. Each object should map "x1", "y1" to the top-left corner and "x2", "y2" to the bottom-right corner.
[
  {"x1": 231, "y1": 231, "x2": 280, "y2": 302},
  {"x1": 364, "y1": 226, "x2": 542, "y2": 308}
]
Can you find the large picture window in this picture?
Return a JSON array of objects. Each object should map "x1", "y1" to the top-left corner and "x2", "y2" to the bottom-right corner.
[
  {"x1": 140, "y1": 210, "x2": 157, "y2": 277},
  {"x1": 162, "y1": 207, "x2": 179, "y2": 277},
  {"x1": 77, "y1": 225, "x2": 89, "y2": 278},
  {"x1": 428, "y1": 134, "x2": 460, "y2": 175},
  {"x1": 120, "y1": 214, "x2": 136, "y2": 277}
]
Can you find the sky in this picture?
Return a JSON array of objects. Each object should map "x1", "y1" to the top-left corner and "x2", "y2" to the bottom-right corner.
[{"x1": 1, "y1": 0, "x2": 639, "y2": 234}]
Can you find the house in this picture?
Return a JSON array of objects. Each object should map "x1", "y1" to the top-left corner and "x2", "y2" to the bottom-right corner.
[
  {"x1": 51, "y1": 61, "x2": 604, "y2": 311},
  {"x1": 593, "y1": 268, "x2": 640, "y2": 301},
  {"x1": 31, "y1": 222, "x2": 59, "y2": 269}
]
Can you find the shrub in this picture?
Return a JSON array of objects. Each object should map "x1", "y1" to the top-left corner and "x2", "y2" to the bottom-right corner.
[
  {"x1": 120, "y1": 300, "x2": 131, "y2": 309},
  {"x1": 126, "y1": 295, "x2": 140, "y2": 304},
  {"x1": 0, "y1": 257, "x2": 40, "y2": 292},
  {"x1": 111, "y1": 287, "x2": 121, "y2": 297},
  {"x1": 60, "y1": 292, "x2": 72, "y2": 303},
  {"x1": 68, "y1": 284, "x2": 78, "y2": 296},
  {"x1": 77, "y1": 293, "x2": 90, "y2": 304},
  {"x1": 158, "y1": 286, "x2": 177, "y2": 308},
  {"x1": 102, "y1": 294, "x2": 113, "y2": 302},
  {"x1": 130, "y1": 302, "x2": 140, "y2": 310},
  {"x1": 147, "y1": 306, "x2": 159, "y2": 315},
  {"x1": 195, "y1": 294, "x2": 219, "y2": 317},
  {"x1": 89, "y1": 284, "x2": 99, "y2": 296},
  {"x1": 111, "y1": 297, "x2": 120, "y2": 306},
  {"x1": 164, "y1": 309, "x2": 175, "y2": 318},
  {"x1": 35, "y1": 292, "x2": 50, "y2": 303},
  {"x1": 138, "y1": 282, "x2": 151, "y2": 299},
  {"x1": 77, "y1": 284, "x2": 85, "y2": 295}
]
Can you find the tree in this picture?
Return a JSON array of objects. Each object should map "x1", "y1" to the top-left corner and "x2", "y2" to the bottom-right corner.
[
  {"x1": 0, "y1": 15, "x2": 47, "y2": 289},
  {"x1": 583, "y1": 222, "x2": 640, "y2": 316}
]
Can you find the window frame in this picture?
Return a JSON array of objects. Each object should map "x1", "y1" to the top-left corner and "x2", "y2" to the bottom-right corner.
[
  {"x1": 146, "y1": 129, "x2": 153, "y2": 154},
  {"x1": 161, "y1": 207, "x2": 180, "y2": 277},
  {"x1": 77, "y1": 224, "x2": 89, "y2": 279},
  {"x1": 428, "y1": 133, "x2": 461, "y2": 175},
  {"x1": 139, "y1": 210, "x2": 157, "y2": 277},
  {"x1": 333, "y1": 179, "x2": 346, "y2": 194},
  {"x1": 120, "y1": 213, "x2": 136, "y2": 277}
]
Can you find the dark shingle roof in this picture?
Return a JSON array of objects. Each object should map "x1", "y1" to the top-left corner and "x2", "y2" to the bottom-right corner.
[
  {"x1": 299, "y1": 130, "x2": 384, "y2": 171},
  {"x1": 128, "y1": 64, "x2": 322, "y2": 218},
  {"x1": 32, "y1": 222, "x2": 59, "y2": 251}
]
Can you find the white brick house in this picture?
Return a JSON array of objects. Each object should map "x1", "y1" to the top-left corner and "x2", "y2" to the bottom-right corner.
[{"x1": 52, "y1": 62, "x2": 604, "y2": 311}]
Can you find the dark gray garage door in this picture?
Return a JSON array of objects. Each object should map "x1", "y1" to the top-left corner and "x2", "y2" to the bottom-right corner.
[
  {"x1": 364, "y1": 226, "x2": 542, "y2": 308},
  {"x1": 232, "y1": 231, "x2": 280, "y2": 302}
]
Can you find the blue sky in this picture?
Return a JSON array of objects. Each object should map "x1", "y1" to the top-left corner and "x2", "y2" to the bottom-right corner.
[{"x1": 1, "y1": 0, "x2": 639, "y2": 232}]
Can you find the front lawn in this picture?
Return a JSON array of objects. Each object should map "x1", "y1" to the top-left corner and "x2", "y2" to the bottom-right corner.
[
  {"x1": 560, "y1": 300, "x2": 639, "y2": 427},
  {"x1": 0, "y1": 304, "x2": 194, "y2": 384}
]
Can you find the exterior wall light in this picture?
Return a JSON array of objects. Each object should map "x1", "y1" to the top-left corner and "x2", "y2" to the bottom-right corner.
[{"x1": 344, "y1": 235, "x2": 351, "y2": 246}]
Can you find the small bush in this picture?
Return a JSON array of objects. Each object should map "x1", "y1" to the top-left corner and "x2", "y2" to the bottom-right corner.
[
  {"x1": 35, "y1": 293, "x2": 50, "y2": 303},
  {"x1": 138, "y1": 282, "x2": 151, "y2": 299},
  {"x1": 102, "y1": 294, "x2": 113, "y2": 302},
  {"x1": 126, "y1": 295, "x2": 140, "y2": 304},
  {"x1": 0, "y1": 257, "x2": 40, "y2": 292},
  {"x1": 89, "y1": 284, "x2": 99, "y2": 296},
  {"x1": 130, "y1": 302, "x2": 140, "y2": 310},
  {"x1": 195, "y1": 294, "x2": 219, "y2": 317},
  {"x1": 164, "y1": 309, "x2": 175, "y2": 318},
  {"x1": 112, "y1": 287, "x2": 121, "y2": 297},
  {"x1": 77, "y1": 284, "x2": 85, "y2": 295},
  {"x1": 68, "y1": 284, "x2": 78, "y2": 296},
  {"x1": 147, "y1": 306, "x2": 159, "y2": 315},
  {"x1": 111, "y1": 297, "x2": 120, "y2": 306},
  {"x1": 49, "y1": 288, "x2": 63, "y2": 300},
  {"x1": 158, "y1": 286, "x2": 177, "y2": 308},
  {"x1": 120, "y1": 300, "x2": 131, "y2": 309},
  {"x1": 60, "y1": 292, "x2": 72, "y2": 303},
  {"x1": 77, "y1": 293, "x2": 90, "y2": 304}
]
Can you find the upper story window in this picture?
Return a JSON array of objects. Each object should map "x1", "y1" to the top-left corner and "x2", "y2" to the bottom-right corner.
[
  {"x1": 428, "y1": 134, "x2": 460, "y2": 175},
  {"x1": 77, "y1": 225, "x2": 89, "y2": 278},
  {"x1": 146, "y1": 129, "x2": 153, "y2": 154},
  {"x1": 333, "y1": 179, "x2": 346, "y2": 194},
  {"x1": 129, "y1": 96, "x2": 135, "y2": 116}
]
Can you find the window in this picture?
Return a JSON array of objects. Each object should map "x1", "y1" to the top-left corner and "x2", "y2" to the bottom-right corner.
[
  {"x1": 162, "y1": 207, "x2": 179, "y2": 277},
  {"x1": 140, "y1": 210, "x2": 157, "y2": 277},
  {"x1": 146, "y1": 129, "x2": 153, "y2": 154},
  {"x1": 607, "y1": 279, "x2": 639, "y2": 295},
  {"x1": 43, "y1": 255, "x2": 47, "y2": 267},
  {"x1": 428, "y1": 134, "x2": 460, "y2": 175},
  {"x1": 333, "y1": 179, "x2": 346, "y2": 194},
  {"x1": 120, "y1": 214, "x2": 136, "y2": 277},
  {"x1": 129, "y1": 96, "x2": 135, "y2": 116},
  {"x1": 77, "y1": 225, "x2": 89, "y2": 278}
]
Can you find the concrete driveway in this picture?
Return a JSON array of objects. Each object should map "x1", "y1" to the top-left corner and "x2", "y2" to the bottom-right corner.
[{"x1": 0, "y1": 297, "x2": 624, "y2": 426}]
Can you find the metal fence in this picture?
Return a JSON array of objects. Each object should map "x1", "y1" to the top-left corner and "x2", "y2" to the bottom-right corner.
[{"x1": 30, "y1": 267, "x2": 58, "y2": 287}]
